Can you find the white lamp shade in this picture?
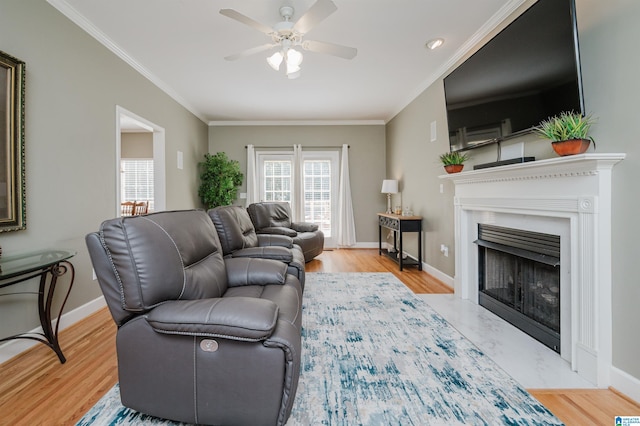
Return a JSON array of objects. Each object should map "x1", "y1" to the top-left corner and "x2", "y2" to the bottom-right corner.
[
  {"x1": 267, "y1": 51, "x2": 283, "y2": 70},
  {"x1": 286, "y1": 49, "x2": 303, "y2": 66},
  {"x1": 381, "y1": 179, "x2": 398, "y2": 194}
]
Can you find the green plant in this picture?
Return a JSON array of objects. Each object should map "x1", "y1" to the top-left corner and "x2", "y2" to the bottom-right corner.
[
  {"x1": 198, "y1": 152, "x2": 243, "y2": 209},
  {"x1": 439, "y1": 151, "x2": 470, "y2": 166},
  {"x1": 533, "y1": 111, "x2": 597, "y2": 142}
]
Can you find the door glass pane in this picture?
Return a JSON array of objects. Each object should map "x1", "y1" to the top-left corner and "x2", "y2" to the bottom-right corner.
[
  {"x1": 303, "y1": 159, "x2": 331, "y2": 237},
  {"x1": 264, "y1": 160, "x2": 292, "y2": 203}
]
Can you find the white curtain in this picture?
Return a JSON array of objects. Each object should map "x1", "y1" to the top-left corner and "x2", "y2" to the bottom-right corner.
[
  {"x1": 246, "y1": 144, "x2": 259, "y2": 205},
  {"x1": 292, "y1": 144, "x2": 305, "y2": 222},
  {"x1": 337, "y1": 144, "x2": 357, "y2": 247}
]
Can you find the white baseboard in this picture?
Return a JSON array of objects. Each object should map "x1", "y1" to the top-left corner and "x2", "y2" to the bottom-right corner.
[
  {"x1": 421, "y1": 262, "x2": 454, "y2": 289},
  {"x1": 0, "y1": 296, "x2": 106, "y2": 365},
  {"x1": 611, "y1": 366, "x2": 640, "y2": 403}
]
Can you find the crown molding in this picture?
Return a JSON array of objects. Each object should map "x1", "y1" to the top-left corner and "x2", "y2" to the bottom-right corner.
[{"x1": 208, "y1": 120, "x2": 385, "y2": 127}]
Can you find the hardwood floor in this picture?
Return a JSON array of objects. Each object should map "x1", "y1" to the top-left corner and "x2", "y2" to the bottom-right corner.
[{"x1": 0, "y1": 249, "x2": 637, "y2": 425}]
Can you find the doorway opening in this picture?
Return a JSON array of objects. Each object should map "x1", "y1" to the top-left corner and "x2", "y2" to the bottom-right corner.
[{"x1": 116, "y1": 106, "x2": 166, "y2": 216}]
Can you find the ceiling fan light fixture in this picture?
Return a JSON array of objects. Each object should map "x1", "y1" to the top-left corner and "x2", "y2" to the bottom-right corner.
[
  {"x1": 286, "y1": 48, "x2": 303, "y2": 67},
  {"x1": 287, "y1": 70, "x2": 301, "y2": 80},
  {"x1": 267, "y1": 51, "x2": 284, "y2": 70}
]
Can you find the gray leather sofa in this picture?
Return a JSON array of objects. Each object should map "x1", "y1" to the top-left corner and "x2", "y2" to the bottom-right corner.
[
  {"x1": 85, "y1": 210, "x2": 301, "y2": 426},
  {"x1": 208, "y1": 205, "x2": 306, "y2": 288},
  {"x1": 247, "y1": 202, "x2": 324, "y2": 262}
]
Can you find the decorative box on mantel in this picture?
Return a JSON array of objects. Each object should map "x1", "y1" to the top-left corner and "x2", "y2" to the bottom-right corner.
[{"x1": 440, "y1": 153, "x2": 625, "y2": 387}]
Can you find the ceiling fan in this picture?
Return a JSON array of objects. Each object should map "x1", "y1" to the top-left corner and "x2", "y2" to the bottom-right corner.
[{"x1": 220, "y1": 0, "x2": 357, "y2": 79}]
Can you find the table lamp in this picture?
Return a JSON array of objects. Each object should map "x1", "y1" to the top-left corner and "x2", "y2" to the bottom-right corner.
[{"x1": 381, "y1": 179, "x2": 398, "y2": 214}]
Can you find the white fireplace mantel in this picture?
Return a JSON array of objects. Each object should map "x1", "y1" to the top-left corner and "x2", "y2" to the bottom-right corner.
[{"x1": 441, "y1": 153, "x2": 625, "y2": 386}]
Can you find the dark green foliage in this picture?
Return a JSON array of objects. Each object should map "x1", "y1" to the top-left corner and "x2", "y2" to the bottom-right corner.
[{"x1": 198, "y1": 152, "x2": 243, "y2": 209}]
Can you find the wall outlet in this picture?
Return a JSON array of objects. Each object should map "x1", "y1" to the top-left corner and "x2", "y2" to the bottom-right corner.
[
  {"x1": 439, "y1": 183, "x2": 444, "y2": 194},
  {"x1": 239, "y1": 192, "x2": 247, "y2": 199}
]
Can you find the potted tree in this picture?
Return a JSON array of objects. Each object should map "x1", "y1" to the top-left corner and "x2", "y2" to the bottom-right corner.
[
  {"x1": 533, "y1": 111, "x2": 597, "y2": 156},
  {"x1": 439, "y1": 151, "x2": 470, "y2": 173},
  {"x1": 198, "y1": 152, "x2": 243, "y2": 209}
]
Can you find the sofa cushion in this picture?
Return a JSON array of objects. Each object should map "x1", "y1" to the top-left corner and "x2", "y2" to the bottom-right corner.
[
  {"x1": 208, "y1": 206, "x2": 259, "y2": 255},
  {"x1": 99, "y1": 210, "x2": 228, "y2": 312}
]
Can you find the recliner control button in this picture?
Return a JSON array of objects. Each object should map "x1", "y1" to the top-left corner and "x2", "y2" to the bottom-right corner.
[{"x1": 200, "y1": 339, "x2": 219, "y2": 352}]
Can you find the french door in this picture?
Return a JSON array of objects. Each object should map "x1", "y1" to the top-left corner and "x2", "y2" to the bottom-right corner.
[{"x1": 257, "y1": 150, "x2": 339, "y2": 248}]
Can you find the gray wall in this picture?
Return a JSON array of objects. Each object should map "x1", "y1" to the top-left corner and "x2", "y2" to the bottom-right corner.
[
  {"x1": 0, "y1": 1, "x2": 208, "y2": 340},
  {"x1": 208, "y1": 125, "x2": 386, "y2": 244},
  {"x1": 121, "y1": 132, "x2": 153, "y2": 158},
  {"x1": 386, "y1": 0, "x2": 640, "y2": 383}
]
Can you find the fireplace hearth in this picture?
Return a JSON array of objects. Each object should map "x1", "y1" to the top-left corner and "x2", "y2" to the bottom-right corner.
[{"x1": 476, "y1": 224, "x2": 561, "y2": 352}]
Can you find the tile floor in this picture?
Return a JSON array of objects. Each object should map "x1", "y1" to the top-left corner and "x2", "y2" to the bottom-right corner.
[{"x1": 420, "y1": 293, "x2": 595, "y2": 389}]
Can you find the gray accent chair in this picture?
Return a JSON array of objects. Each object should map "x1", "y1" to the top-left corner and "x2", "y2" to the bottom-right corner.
[
  {"x1": 247, "y1": 202, "x2": 324, "y2": 262},
  {"x1": 207, "y1": 205, "x2": 305, "y2": 288},
  {"x1": 85, "y1": 210, "x2": 301, "y2": 426}
]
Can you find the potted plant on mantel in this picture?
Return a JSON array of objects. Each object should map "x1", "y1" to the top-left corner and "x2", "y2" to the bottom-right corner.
[
  {"x1": 533, "y1": 111, "x2": 597, "y2": 156},
  {"x1": 439, "y1": 151, "x2": 470, "y2": 173}
]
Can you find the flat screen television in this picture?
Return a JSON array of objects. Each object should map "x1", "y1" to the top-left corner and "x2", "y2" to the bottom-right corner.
[{"x1": 444, "y1": 0, "x2": 584, "y2": 152}]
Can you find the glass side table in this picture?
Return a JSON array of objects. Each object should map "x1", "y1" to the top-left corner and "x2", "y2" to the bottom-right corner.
[{"x1": 0, "y1": 249, "x2": 76, "y2": 363}]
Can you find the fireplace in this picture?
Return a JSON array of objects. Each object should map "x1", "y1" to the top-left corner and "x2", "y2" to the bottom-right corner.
[
  {"x1": 442, "y1": 153, "x2": 625, "y2": 386},
  {"x1": 476, "y1": 224, "x2": 561, "y2": 353}
]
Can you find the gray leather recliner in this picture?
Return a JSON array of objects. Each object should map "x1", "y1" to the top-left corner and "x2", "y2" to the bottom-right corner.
[
  {"x1": 85, "y1": 210, "x2": 301, "y2": 426},
  {"x1": 247, "y1": 202, "x2": 324, "y2": 262},
  {"x1": 208, "y1": 205, "x2": 305, "y2": 289}
]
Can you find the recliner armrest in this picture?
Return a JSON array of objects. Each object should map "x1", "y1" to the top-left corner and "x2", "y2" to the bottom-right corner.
[
  {"x1": 256, "y1": 226, "x2": 298, "y2": 238},
  {"x1": 224, "y1": 257, "x2": 287, "y2": 287},
  {"x1": 146, "y1": 297, "x2": 278, "y2": 341},
  {"x1": 257, "y1": 234, "x2": 294, "y2": 248},
  {"x1": 230, "y1": 246, "x2": 293, "y2": 263},
  {"x1": 291, "y1": 222, "x2": 319, "y2": 232}
]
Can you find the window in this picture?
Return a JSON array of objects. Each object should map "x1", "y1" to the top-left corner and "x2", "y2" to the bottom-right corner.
[
  {"x1": 304, "y1": 159, "x2": 332, "y2": 237},
  {"x1": 263, "y1": 160, "x2": 291, "y2": 202},
  {"x1": 120, "y1": 159, "x2": 154, "y2": 211}
]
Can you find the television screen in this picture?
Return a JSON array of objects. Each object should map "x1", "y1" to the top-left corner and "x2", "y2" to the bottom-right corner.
[{"x1": 444, "y1": 0, "x2": 584, "y2": 152}]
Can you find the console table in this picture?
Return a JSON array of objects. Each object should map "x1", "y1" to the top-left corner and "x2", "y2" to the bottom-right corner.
[
  {"x1": 0, "y1": 249, "x2": 76, "y2": 363},
  {"x1": 378, "y1": 213, "x2": 422, "y2": 271}
]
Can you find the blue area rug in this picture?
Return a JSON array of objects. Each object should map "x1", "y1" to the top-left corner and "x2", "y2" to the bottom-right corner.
[{"x1": 78, "y1": 272, "x2": 562, "y2": 425}]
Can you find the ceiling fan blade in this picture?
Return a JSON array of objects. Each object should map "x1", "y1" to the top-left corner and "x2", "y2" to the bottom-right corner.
[
  {"x1": 220, "y1": 9, "x2": 274, "y2": 35},
  {"x1": 302, "y1": 40, "x2": 357, "y2": 60},
  {"x1": 224, "y1": 44, "x2": 276, "y2": 61},
  {"x1": 293, "y1": 0, "x2": 337, "y2": 34}
]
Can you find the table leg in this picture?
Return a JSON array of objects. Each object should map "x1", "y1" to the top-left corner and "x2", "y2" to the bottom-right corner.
[
  {"x1": 399, "y1": 230, "x2": 404, "y2": 271},
  {"x1": 37, "y1": 261, "x2": 75, "y2": 363},
  {"x1": 378, "y1": 224, "x2": 382, "y2": 255}
]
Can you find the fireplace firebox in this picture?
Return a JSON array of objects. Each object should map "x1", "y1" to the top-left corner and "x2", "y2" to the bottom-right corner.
[{"x1": 476, "y1": 224, "x2": 561, "y2": 353}]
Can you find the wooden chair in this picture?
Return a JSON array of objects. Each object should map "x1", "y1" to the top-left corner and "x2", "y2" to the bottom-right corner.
[
  {"x1": 121, "y1": 201, "x2": 136, "y2": 216},
  {"x1": 134, "y1": 201, "x2": 148, "y2": 215}
]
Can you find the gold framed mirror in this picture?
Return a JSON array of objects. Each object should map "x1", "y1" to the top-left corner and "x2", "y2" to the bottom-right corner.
[{"x1": 0, "y1": 50, "x2": 26, "y2": 232}]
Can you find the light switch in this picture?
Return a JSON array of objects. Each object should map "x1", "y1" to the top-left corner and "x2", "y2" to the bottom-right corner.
[
  {"x1": 177, "y1": 151, "x2": 183, "y2": 170},
  {"x1": 430, "y1": 121, "x2": 437, "y2": 142}
]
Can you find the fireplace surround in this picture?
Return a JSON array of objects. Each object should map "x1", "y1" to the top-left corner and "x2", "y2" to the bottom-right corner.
[{"x1": 441, "y1": 153, "x2": 625, "y2": 386}]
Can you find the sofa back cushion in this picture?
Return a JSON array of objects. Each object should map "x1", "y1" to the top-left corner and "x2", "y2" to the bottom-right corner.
[
  {"x1": 98, "y1": 210, "x2": 228, "y2": 312},
  {"x1": 208, "y1": 206, "x2": 259, "y2": 255},
  {"x1": 247, "y1": 202, "x2": 293, "y2": 230}
]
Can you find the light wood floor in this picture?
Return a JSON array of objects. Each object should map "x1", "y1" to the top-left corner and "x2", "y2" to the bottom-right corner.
[{"x1": 0, "y1": 249, "x2": 637, "y2": 425}]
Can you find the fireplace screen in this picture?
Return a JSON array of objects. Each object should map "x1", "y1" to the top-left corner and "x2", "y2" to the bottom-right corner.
[{"x1": 476, "y1": 224, "x2": 561, "y2": 352}]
